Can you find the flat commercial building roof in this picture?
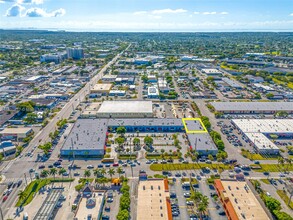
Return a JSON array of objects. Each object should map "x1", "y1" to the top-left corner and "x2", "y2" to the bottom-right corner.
[
  {"x1": 245, "y1": 133, "x2": 279, "y2": 151},
  {"x1": 215, "y1": 179, "x2": 270, "y2": 220},
  {"x1": 108, "y1": 118, "x2": 182, "y2": 127},
  {"x1": 211, "y1": 102, "x2": 293, "y2": 113},
  {"x1": 0, "y1": 127, "x2": 32, "y2": 135},
  {"x1": 232, "y1": 119, "x2": 293, "y2": 134},
  {"x1": 90, "y1": 83, "x2": 112, "y2": 92},
  {"x1": 202, "y1": 68, "x2": 222, "y2": 75},
  {"x1": 62, "y1": 118, "x2": 217, "y2": 155},
  {"x1": 232, "y1": 119, "x2": 293, "y2": 153},
  {"x1": 222, "y1": 77, "x2": 242, "y2": 88},
  {"x1": 62, "y1": 119, "x2": 108, "y2": 151},
  {"x1": 183, "y1": 119, "x2": 206, "y2": 132},
  {"x1": 137, "y1": 179, "x2": 171, "y2": 220},
  {"x1": 97, "y1": 101, "x2": 153, "y2": 114},
  {"x1": 187, "y1": 133, "x2": 218, "y2": 154},
  {"x1": 75, "y1": 192, "x2": 104, "y2": 220}
]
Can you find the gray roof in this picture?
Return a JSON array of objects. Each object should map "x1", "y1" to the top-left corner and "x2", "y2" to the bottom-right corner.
[
  {"x1": 211, "y1": 102, "x2": 293, "y2": 112},
  {"x1": 62, "y1": 119, "x2": 108, "y2": 151},
  {"x1": 108, "y1": 118, "x2": 183, "y2": 127},
  {"x1": 184, "y1": 120, "x2": 205, "y2": 132},
  {"x1": 97, "y1": 101, "x2": 153, "y2": 114},
  {"x1": 187, "y1": 133, "x2": 218, "y2": 151},
  {"x1": 222, "y1": 77, "x2": 242, "y2": 88}
]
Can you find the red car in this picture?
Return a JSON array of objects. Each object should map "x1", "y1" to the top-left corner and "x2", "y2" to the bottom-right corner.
[
  {"x1": 112, "y1": 163, "x2": 119, "y2": 167},
  {"x1": 3, "y1": 196, "x2": 8, "y2": 202}
]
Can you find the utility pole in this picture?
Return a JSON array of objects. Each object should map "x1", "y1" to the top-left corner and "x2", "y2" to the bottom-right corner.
[
  {"x1": 0, "y1": 207, "x2": 3, "y2": 220},
  {"x1": 24, "y1": 173, "x2": 28, "y2": 186}
]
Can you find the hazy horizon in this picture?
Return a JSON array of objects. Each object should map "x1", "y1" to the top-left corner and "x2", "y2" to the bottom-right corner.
[{"x1": 0, "y1": 0, "x2": 293, "y2": 31}]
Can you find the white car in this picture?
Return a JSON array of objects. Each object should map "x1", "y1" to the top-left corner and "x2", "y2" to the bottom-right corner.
[
  {"x1": 184, "y1": 193, "x2": 191, "y2": 198},
  {"x1": 87, "y1": 165, "x2": 94, "y2": 169},
  {"x1": 279, "y1": 173, "x2": 286, "y2": 177}
]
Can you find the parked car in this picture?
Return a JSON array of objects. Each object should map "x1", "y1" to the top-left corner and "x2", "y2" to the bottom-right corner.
[{"x1": 2, "y1": 196, "x2": 8, "y2": 202}]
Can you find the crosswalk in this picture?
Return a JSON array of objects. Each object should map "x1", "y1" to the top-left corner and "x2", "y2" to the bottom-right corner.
[{"x1": 0, "y1": 177, "x2": 25, "y2": 185}]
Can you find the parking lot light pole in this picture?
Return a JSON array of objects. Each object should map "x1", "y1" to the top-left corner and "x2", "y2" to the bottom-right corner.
[
  {"x1": 0, "y1": 207, "x2": 3, "y2": 220},
  {"x1": 24, "y1": 173, "x2": 28, "y2": 186}
]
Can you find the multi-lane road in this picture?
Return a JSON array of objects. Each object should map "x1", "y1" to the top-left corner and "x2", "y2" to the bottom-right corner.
[{"x1": 0, "y1": 45, "x2": 130, "y2": 218}]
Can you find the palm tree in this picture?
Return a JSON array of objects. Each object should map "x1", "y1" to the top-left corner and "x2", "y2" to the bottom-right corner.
[
  {"x1": 100, "y1": 168, "x2": 106, "y2": 177},
  {"x1": 116, "y1": 167, "x2": 124, "y2": 178},
  {"x1": 84, "y1": 169, "x2": 91, "y2": 178},
  {"x1": 285, "y1": 158, "x2": 292, "y2": 171},
  {"x1": 50, "y1": 168, "x2": 57, "y2": 179},
  {"x1": 108, "y1": 168, "x2": 115, "y2": 179},
  {"x1": 278, "y1": 156, "x2": 284, "y2": 165},
  {"x1": 41, "y1": 169, "x2": 49, "y2": 178},
  {"x1": 58, "y1": 168, "x2": 66, "y2": 176},
  {"x1": 18, "y1": 190, "x2": 27, "y2": 206},
  {"x1": 96, "y1": 177, "x2": 108, "y2": 187},
  {"x1": 198, "y1": 196, "x2": 209, "y2": 218},
  {"x1": 93, "y1": 169, "x2": 101, "y2": 178}
]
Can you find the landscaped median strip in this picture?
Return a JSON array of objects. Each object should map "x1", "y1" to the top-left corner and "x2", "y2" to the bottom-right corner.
[
  {"x1": 149, "y1": 163, "x2": 233, "y2": 171},
  {"x1": 252, "y1": 164, "x2": 293, "y2": 172},
  {"x1": 150, "y1": 163, "x2": 293, "y2": 172},
  {"x1": 16, "y1": 178, "x2": 74, "y2": 207}
]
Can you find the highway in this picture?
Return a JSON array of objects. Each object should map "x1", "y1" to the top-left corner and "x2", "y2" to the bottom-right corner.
[{"x1": 0, "y1": 44, "x2": 130, "y2": 218}]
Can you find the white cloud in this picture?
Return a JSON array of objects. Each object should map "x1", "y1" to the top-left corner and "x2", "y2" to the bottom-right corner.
[
  {"x1": 1, "y1": 0, "x2": 43, "y2": 4},
  {"x1": 151, "y1": 8, "x2": 187, "y2": 15},
  {"x1": 203, "y1": 12, "x2": 217, "y2": 15},
  {"x1": 194, "y1": 11, "x2": 228, "y2": 15},
  {"x1": 133, "y1": 11, "x2": 147, "y2": 15},
  {"x1": 25, "y1": 7, "x2": 65, "y2": 17},
  {"x1": 5, "y1": 4, "x2": 25, "y2": 16},
  {"x1": 290, "y1": 13, "x2": 293, "y2": 16},
  {"x1": 18, "y1": 0, "x2": 43, "y2": 4},
  {"x1": 149, "y1": 15, "x2": 162, "y2": 19}
]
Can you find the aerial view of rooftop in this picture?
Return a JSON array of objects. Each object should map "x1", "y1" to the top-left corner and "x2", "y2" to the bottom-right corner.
[{"x1": 0, "y1": 0, "x2": 293, "y2": 220}]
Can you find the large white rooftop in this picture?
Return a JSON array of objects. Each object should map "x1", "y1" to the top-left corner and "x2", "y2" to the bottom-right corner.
[
  {"x1": 245, "y1": 133, "x2": 279, "y2": 150},
  {"x1": 97, "y1": 101, "x2": 153, "y2": 114},
  {"x1": 211, "y1": 102, "x2": 293, "y2": 112},
  {"x1": 232, "y1": 119, "x2": 293, "y2": 134}
]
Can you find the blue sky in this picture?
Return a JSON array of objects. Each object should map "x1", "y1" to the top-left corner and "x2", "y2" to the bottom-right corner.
[{"x1": 0, "y1": 0, "x2": 293, "y2": 31}]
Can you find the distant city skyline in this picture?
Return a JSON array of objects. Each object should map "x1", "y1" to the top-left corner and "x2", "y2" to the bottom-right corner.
[{"x1": 0, "y1": 0, "x2": 293, "y2": 31}]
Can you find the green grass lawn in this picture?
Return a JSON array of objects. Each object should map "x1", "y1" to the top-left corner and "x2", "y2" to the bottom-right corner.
[
  {"x1": 260, "y1": 179, "x2": 270, "y2": 184},
  {"x1": 241, "y1": 151, "x2": 278, "y2": 160},
  {"x1": 253, "y1": 164, "x2": 293, "y2": 172},
  {"x1": 145, "y1": 155, "x2": 179, "y2": 160},
  {"x1": 277, "y1": 190, "x2": 293, "y2": 209},
  {"x1": 118, "y1": 155, "x2": 137, "y2": 160},
  {"x1": 16, "y1": 178, "x2": 74, "y2": 207},
  {"x1": 16, "y1": 179, "x2": 50, "y2": 207},
  {"x1": 150, "y1": 163, "x2": 233, "y2": 171}
]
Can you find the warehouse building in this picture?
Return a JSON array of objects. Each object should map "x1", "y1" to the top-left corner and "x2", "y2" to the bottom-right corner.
[
  {"x1": 187, "y1": 133, "x2": 218, "y2": 156},
  {"x1": 90, "y1": 83, "x2": 112, "y2": 96},
  {"x1": 211, "y1": 102, "x2": 293, "y2": 114},
  {"x1": 201, "y1": 68, "x2": 223, "y2": 77},
  {"x1": 214, "y1": 179, "x2": 270, "y2": 220},
  {"x1": 61, "y1": 118, "x2": 218, "y2": 157},
  {"x1": 148, "y1": 86, "x2": 159, "y2": 99},
  {"x1": 137, "y1": 179, "x2": 172, "y2": 220},
  {"x1": 97, "y1": 101, "x2": 153, "y2": 118},
  {"x1": 108, "y1": 118, "x2": 184, "y2": 132},
  {"x1": 0, "y1": 127, "x2": 33, "y2": 141},
  {"x1": 60, "y1": 119, "x2": 108, "y2": 158},
  {"x1": 232, "y1": 119, "x2": 293, "y2": 154}
]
